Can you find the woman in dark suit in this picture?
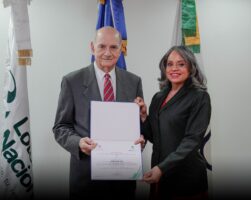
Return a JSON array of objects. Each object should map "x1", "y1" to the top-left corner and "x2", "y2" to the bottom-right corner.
[{"x1": 135, "y1": 45, "x2": 211, "y2": 200}]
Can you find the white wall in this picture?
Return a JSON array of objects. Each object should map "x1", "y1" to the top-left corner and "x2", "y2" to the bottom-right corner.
[
  {"x1": 1, "y1": 0, "x2": 251, "y2": 199},
  {"x1": 197, "y1": 0, "x2": 251, "y2": 198}
]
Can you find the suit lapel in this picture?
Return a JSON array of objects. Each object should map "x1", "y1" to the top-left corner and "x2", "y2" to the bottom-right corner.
[
  {"x1": 159, "y1": 80, "x2": 191, "y2": 113},
  {"x1": 115, "y1": 67, "x2": 130, "y2": 102},
  {"x1": 156, "y1": 88, "x2": 170, "y2": 113},
  {"x1": 82, "y1": 64, "x2": 102, "y2": 101}
]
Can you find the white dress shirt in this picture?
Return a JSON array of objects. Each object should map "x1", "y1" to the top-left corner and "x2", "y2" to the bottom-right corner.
[{"x1": 94, "y1": 62, "x2": 116, "y2": 101}]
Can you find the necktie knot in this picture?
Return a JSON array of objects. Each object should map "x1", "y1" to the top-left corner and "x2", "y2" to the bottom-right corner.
[{"x1": 104, "y1": 73, "x2": 110, "y2": 79}]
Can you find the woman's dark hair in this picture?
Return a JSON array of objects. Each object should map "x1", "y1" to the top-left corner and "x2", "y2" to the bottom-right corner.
[{"x1": 158, "y1": 45, "x2": 207, "y2": 90}]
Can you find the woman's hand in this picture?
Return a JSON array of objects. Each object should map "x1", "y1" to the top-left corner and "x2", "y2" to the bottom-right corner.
[
  {"x1": 143, "y1": 166, "x2": 163, "y2": 184},
  {"x1": 134, "y1": 97, "x2": 147, "y2": 122}
]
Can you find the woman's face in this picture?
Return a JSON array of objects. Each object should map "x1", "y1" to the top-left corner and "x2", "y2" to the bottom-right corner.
[{"x1": 166, "y1": 50, "x2": 190, "y2": 87}]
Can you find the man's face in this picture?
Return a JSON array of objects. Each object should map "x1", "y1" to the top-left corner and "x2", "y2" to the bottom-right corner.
[{"x1": 91, "y1": 29, "x2": 121, "y2": 72}]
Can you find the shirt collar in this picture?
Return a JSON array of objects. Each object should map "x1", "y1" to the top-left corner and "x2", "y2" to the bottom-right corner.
[{"x1": 94, "y1": 62, "x2": 116, "y2": 80}]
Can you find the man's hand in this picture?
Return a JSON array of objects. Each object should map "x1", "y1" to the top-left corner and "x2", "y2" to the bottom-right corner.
[
  {"x1": 134, "y1": 134, "x2": 146, "y2": 151},
  {"x1": 79, "y1": 137, "x2": 97, "y2": 155}
]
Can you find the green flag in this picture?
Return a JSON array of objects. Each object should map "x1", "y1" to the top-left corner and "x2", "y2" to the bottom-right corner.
[{"x1": 0, "y1": 0, "x2": 33, "y2": 199}]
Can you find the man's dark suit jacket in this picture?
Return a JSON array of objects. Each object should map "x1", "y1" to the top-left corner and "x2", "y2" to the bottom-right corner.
[
  {"x1": 143, "y1": 78, "x2": 211, "y2": 197},
  {"x1": 53, "y1": 64, "x2": 143, "y2": 199}
]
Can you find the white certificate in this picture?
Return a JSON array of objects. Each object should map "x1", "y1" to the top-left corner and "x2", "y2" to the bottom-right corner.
[{"x1": 90, "y1": 101, "x2": 143, "y2": 180}]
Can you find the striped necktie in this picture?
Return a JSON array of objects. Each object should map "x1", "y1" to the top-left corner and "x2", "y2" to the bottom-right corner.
[{"x1": 103, "y1": 73, "x2": 115, "y2": 101}]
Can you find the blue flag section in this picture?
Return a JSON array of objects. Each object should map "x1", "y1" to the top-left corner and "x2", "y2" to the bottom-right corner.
[{"x1": 93, "y1": 0, "x2": 127, "y2": 70}]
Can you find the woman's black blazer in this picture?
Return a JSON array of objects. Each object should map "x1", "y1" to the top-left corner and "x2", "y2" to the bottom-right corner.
[{"x1": 143, "y1": 78, "x2": 211, "y2": 194}]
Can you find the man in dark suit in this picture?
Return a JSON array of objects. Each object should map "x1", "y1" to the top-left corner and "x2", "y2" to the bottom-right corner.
[{"x1": 53, "y1": 26, "x2": 144, "y2": 200}]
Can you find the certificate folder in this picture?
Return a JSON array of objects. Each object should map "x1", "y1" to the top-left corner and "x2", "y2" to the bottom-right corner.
[{"x1": 90, "y1": 101, "x2": 143, "y2": 180}]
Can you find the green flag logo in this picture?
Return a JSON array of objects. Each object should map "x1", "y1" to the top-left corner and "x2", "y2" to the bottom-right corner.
[
  {"x1": 5, "y1": 70, "x2": 16, "y2": 118},
  {"x1": 7, "y1": 70, "x2": 16, "y2": 103}
]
